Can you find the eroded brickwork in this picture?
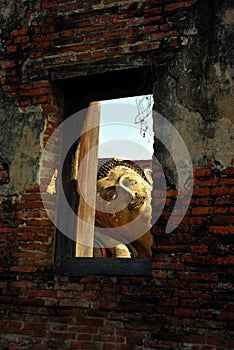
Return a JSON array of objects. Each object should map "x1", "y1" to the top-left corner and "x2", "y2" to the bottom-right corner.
[{"x1": 0, "y1": 0, "x2": 233, "y2": 349}]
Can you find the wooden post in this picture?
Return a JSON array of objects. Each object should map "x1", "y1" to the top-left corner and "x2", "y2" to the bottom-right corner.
[{"x1": 75, "y1": 102, "x2": 101, "y2": 257}]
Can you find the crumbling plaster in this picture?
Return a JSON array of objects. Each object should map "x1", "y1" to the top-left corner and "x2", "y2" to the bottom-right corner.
[
  {"x1": 0, "y1": 0, "x2": 233, "y2": 195},
  {"x1": 153, "y1": 0, "x2": 234, "y2": 186},
  {"x1": 0, "y1": 0, "x2": 45, "y2": 195},
  {"x1": 0, "y1": 103, "x2": 45, "y2": 194}
]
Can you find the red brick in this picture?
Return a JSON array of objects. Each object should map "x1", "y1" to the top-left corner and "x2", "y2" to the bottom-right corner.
[
  {"x1": 174, "y1": 308, "x2": 213, "y2": 319},
  {"x1": 28, "y1": 289, "x2": 56, "y2": 297},
  {"x1": 151, "y1": 262, "x2": 184, "y2": 270},
  {"x1": 0, "y1": 281, "x2": 8, "y2": 288},
  {"x1": 192, "y1": 188, "x2": 210, "y2": 196},
  {"x1": 14, "y1": 202, "x2": 44, "y2": 210},
  {"x1": 16, "y1": 98, "x2": 31, "y2": 106},
  {"x1": 19, "y1": 87, "x2": 51, "y2": 97},
  {"x1": 190, "y1": 245, "x2": 209, "y2": 253},
  {"x1": 212, "y1": 215, "x2": 234, "y2": 225},
  {"x1": 191, "y1": 197, "x2": 213, "y2": 206},
  {"x1": 41, "y1": 1, "x2": 56, "y2": 9},
  {"x1": 193, "y1": 178, "x2": 218, "y2": 187},
  {"x1": 179, "y1": 216, "x2": 207, "y2": 225},
  {"x1": 31, "y1": 95, "x2": 52, "y2": 104},
  {"x1": 106, "y1": 47, "x2": 122, "y2": 56},
  {"x1": 25, "y1": 186, "x2": 40, "y2": 192},
  {"x1": 151, "y1": 29, "x2": 179, "y2": 41},
  {"x1": 10, "y1": 29, "x2": 20, "y2": 36},
  {"x1": 213, "y1": 207, "x2": 230, "y2": 214},
  {"x1": 165, "y1": 189, "x2": 177, "y2": 197},
  {"x1": 104, "y1": 28, "x2": 136, "y2": 39},
  {"x1": 159, "y1": 298, "x2": 179, "y2": 307},
  {"x1": 217, "y1": 311, "x2": 234, "y2": 321},
  {"x1": 14, "y1": 36, "x2": 30, "y2": 44},
  {"x1": 9, "y1": 281, "x2": 37, "y2": 289},
  {"x1": 111, "y1": 342, "x2": 138, "y2": 350},
  {"x1": 18, "y1": 29, "x2": 28, "y2": 36},
  {"x1": 0, "y1": 296, "x2": 13, "y2": 303},
  {"x1": 193, "y1": 168, "x2": 212, "y2": 178},
  {"x1": 6, "y1": 45, "x2": 17, "y2": 53},
  {"x1": 12, "y1": 251, "x2": 47, "y2": 259},
  {"x1": 9, "y1": 266, "x2": 37, "y2": 272},
  {"x1": 219, "y1": 177, "x2": 234, "y2": 185},
  {"x1": 191, "y1": 207, "x2": 212, "y2": 215},
  {"x1": 209, "y1": 226, "x2": 234, "y2": 234},
  {"x1": 211, "y1": 187, "x2": 234, "y2": 196},
  {"x1": 70, "y1": 341, "x2": 99, "y2": 349},
  {"x1": 165, "y1": 1, "x2": 198, "y2": 12},
  {"x1": 160, "y1": 22, "x2": 173, "y2": 31},
  {"x1": 2, "y1": 61, "x2": 17, "y2": 69},
  {"x1": 112, "y1": 21, "x2": 128, "y2": 29},
  {"x1": 22, "y1": 258, "x2": 52, "y2": 267},
  {"x1": 75, "y1": 52, "x2": 91, "y2": 61},
  {"x1": 5, "y1": 320, "x2": 24, "y2": 333},
  {"x1": 48, "y1": 330, "x2": 77, "y2": 339},
  {"x1": 215, "y1": 197, "x2": 233, "y2": 205},
  {"x1": 178, "y1": 272, "x2": 218, "y2": 282},
  {"x1": 54, "y1": 282, "x2": 84, "y2": 291},
  {"x1": 91, "y1": 50, "x2": 105, "y2": 59},
  {"x1": 223, "y1": 167, "x2": 234, "y2": 175},
  {"x1": 23, "y1": 193, "x2": 42, "y2": 201},
  {"x1": 94, "y1": 335, "x2": 125, "y2": 343},
  {"x1": 59, "y1": 299, "x2": 90, "y2": 308},
  {"x1": 144, "y1": 7, "x2": 163, "y2": 17},
  {"x1": 143, "y1": 340, "x2": 176, "y2": 349},
  {"x1": 217, "y1": 256, "x2": 234, "y2": 265},
  {"x1": 27, "y1": 219, "x2": 52, "y2": 227}
]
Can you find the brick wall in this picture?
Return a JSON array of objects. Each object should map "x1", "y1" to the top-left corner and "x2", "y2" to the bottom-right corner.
[{"x1": 0, "y1": 0, "x2": 233, "y2": 349}]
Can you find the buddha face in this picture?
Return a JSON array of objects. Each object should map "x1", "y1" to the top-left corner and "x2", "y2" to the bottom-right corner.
[{"x1": 94, "y1": 159, "x2": 153, "y2": 258}]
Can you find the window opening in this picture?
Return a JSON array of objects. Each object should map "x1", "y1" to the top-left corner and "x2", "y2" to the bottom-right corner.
[{"x1": 74, "y1": 95, "x2": 154, "y2": 259}]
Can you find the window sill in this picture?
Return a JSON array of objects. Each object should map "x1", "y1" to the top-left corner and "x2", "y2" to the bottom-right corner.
[{"x1": 55, "y1": 258, "x2": 151, "y2": 276}]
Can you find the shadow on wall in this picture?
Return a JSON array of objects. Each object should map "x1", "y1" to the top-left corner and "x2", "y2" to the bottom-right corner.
[{"x1": 0, "y1": 156, "x2": 10, "y2": 185}]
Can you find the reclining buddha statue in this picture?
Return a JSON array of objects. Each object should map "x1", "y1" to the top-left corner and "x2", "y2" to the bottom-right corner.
[{"x1": 94, "y1": 158, "x2": 153, "y2": 258}]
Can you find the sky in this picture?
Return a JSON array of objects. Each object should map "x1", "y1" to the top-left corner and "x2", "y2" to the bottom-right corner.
[{"x1": 98, "y1": 95, "x2": 154, "y2": 160}]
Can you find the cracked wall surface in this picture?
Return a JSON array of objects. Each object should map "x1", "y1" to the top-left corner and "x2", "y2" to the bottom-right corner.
[
  {"x1": 0, "y1": 1, "x2": 233, "y2": 349},
  {"x1": 0, "y1": 101, "x2": 45, "y2": 194},
  {"x1": 153, "y1": 0, "x2": 234, "y2": 186},
  {"x1": 0, "y1": 0, "x2": 45, "y2": 194}
]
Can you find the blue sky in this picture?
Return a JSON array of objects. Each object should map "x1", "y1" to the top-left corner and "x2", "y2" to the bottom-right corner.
[{"x1": 98, "y1": 95, "x2": 154, "y2": 160}]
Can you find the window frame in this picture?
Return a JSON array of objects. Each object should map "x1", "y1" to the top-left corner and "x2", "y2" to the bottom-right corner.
[{"x1": 54, "y1": 67, "x2": 155, "y2": 276}]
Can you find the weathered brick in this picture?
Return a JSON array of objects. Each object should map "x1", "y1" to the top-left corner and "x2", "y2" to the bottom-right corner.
[
  {"x1": 211, "y1": 187, "x2": 234, "y2": 196},
  {"x1": 209, "y1": 226, "x2": 234, "y2": 234},
  {"x1": 212, "y1": 215, "x2": 234, "y2": 225},
  {"x1": 190, "y1": 245, "x2": 209, "y2": 254},
  {"x1": 178, "y1": 272, "x2": 218, "y2": 282},
  {"x1": 165, "y1": 1, "x2": 198, "y2": 12},
  {"x1": 0, "y1": 1, "x2": 233, "y2": 350},
  {"x1": 70, "y1": 341, "x2": 100, "y2": 349},
  {"x1": 1, "y1": 61, "x2": 17, "y2": 69},
  {"x1": 192, "y1": 188, "x2": 210, "y2": 196},
  {"x1": 9, "y1": 266, "x2": 38, "y2": 273},
  {"x1": 6, "y1": 45, "x2": 17, "y2": 53}
]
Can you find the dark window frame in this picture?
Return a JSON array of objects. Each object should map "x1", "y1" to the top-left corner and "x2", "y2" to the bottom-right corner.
[{"x1": 54, "y1": 67, "x2": 156, "y2": 276}]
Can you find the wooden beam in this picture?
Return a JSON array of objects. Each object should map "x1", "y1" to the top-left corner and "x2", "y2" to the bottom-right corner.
[{"x1": 75, "y1": 102, "x2": 101, "y2": 257}]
